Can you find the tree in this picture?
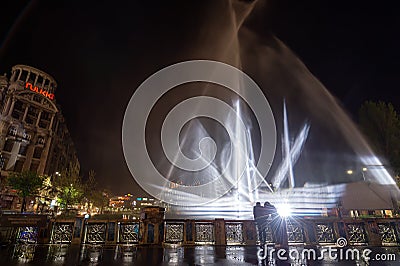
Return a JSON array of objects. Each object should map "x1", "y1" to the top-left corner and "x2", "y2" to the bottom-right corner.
[
  {"x1": 7, "y1": 171, "x2": 44, "y2": 213},
  {"x1": 84, "y1": 170, "x2": 110, "y2": 214},
  {"x1": 53, "y1": 167, "x2": 84, "y2": 214},
  {"x1": 359, "y1": 101, "x2": 400, "y2": 175},
  {"x1": 90, "y1": 190, "x2": 110, "y2": 214}
]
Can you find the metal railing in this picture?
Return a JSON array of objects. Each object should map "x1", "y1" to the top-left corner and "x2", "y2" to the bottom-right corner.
[{"x1": 2, "y1": 216, "x2": 400, "y2": 246}]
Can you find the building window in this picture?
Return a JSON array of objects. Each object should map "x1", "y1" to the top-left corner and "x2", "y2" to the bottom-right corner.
[
  {"x1": 20, "y1": 70, "x2": 28, "y2": 82},
  {"x1": 41, "y1": 111, "x2": 50, "y2": 121},
  {"x1": 37, "y1": 75, "x2": 43, "y2": 85},
  {"x1": 13, "y1": 160, "x2": 24, "y2": 172},
  {"x1": 25, "y1": 106, "x2": 39, "y2": 125},
  {"x1": 33, "y1": 147, "x2": 43, "y2": 159},
  {"x1": 3, "y1": 139, "x2": 14, "y2": 152},
  {"x1": 43, "y1": 79, "x2": 50, "y2": 89},
  {"x1": 39, "y1": 112, "x2": 51, "y2": 129},
  {"x1": 25, "y1": 117, "x2": 33, "y2": 124},
  {"x1": 18, "y1": 145, "x2": 28, "y2": 156},
  {"x1": 28, "y1": 73, "x2": 36, "y2": 84},
  {"x1": 11, "y1": 101, "x2": 24, "y2": 120},
  {"x1": 14, "y1": 101, "x2": 24, "y2": 112},
  {"x1": 33, "y1": 95, "x2": 42, "y2": 103}
]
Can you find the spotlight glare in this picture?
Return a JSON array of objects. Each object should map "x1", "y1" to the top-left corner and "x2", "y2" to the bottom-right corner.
[{"x1": 276, "y1": 203, "x2": 292, "y2": 217}]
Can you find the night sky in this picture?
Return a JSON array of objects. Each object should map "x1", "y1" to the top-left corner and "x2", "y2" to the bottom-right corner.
[{"x1": 1, "y1": 1, "x2": 399, "y2": 195}]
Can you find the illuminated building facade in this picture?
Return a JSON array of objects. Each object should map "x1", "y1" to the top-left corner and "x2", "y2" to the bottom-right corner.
[{"x1": 0, "y1": 64, "x2": 79, "y2": 177}]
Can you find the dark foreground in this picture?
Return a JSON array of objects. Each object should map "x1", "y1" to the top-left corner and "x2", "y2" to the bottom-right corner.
[{"x1": 1, "y1": 244, "x2": 400, "y2": 265}]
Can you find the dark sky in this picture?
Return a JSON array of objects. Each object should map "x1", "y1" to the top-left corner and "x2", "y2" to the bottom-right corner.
[{"x1": 1, "y1": 0, "x2": 399, "y2": 195}]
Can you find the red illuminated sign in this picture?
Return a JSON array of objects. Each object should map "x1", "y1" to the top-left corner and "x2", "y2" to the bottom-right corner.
[{"x1": 25, "y1": 82, "x2": 54, "y2": 100}]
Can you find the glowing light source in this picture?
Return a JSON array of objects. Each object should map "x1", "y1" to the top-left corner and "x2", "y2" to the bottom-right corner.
[
  {"x1": 276, "y1": 203, "x2": 292, "y2": 217},
  {"x1": 25, "y1": 82, "x2": 55, "y2": 100},
  {"x1": 346, "y1": 170, "x2": 353, "y2": 175}
]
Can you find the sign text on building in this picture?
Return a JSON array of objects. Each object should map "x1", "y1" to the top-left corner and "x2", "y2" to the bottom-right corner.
[{"x1": 25, "y1": 82, "x2": 54, "y2": 100}]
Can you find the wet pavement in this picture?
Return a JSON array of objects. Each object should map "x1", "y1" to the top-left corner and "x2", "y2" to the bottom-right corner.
[{"x1": 1, "y1": 244, "x2": 400, "y2": 265}]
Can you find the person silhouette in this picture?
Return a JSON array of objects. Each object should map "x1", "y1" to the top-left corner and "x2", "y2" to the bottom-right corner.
[
  {"x1": 264, "y1": 202, "x2": 277, "y2": 213},
  {"x1": 253, "y1": 202, "x2": 265, "y2": 244},
  {"x1": 260, "y1": 202, "x2": 276, "y2": 244}
]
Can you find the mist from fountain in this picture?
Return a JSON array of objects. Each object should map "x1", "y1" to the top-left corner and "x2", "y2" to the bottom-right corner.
[{"x1": 150, "y1": 0, "x2": 399, "y2": 219}]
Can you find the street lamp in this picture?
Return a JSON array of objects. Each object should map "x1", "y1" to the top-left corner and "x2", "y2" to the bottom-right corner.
[
  {"x1": 347, "y1": 167, "x2": 368, "y2": 181},
  {"x1": 346, "y1": 169, "x2": 353, "y2": 175}
]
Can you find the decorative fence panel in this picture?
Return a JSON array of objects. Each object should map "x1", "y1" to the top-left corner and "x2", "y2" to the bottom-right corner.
[
  {"x1": 16, "y1": 227, "x2": 38, "y2": 244},
  {"x1": 345, "y1": 223, "x2": 367, "y2": 244},
  {"x1": 165, "y1": 223, "x2": 184, "y2": 243},
  {"x1": 51, "y1": 223, "x2": 74, "y2": 244},
  {"x1": 315, "y1": 223, "x2": 336, "y2": 244},
  {"x1": 286, "y1": 222, "x2": 304, "y2": 244},
  {"x1": 118, "y1": 222, "x2": 139, "y2": 243},
  {"x1": 225, "y1": 222, "x2": 244, "y2": 244},
  {"x1": 4, "y1": 217, "x2": 400, "y2": 246},
  {"x1": 377, "y1": 223, "x2": 397, "y2": 245},
  {"x1": 84, "y1": 223, "x2": 107, "y2": 244},
  {"x1": 195, "y1": 223, "x2": 214, "y2": 243}
]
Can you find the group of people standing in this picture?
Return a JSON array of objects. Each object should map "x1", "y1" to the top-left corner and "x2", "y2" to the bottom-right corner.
[{"x1": 253, "y1": 202, "x2": 288, "y2": 248}]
